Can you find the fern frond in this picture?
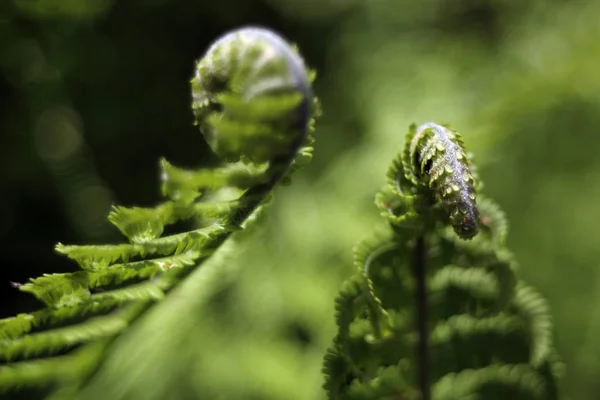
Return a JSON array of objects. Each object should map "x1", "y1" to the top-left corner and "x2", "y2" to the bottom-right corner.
[
  {"x1": 512, "y1": 284, "x2": 555, "y2": 368},
  {"x1": 55, "y1": 224, "x2": 224, "y2": 269},
  {"x1": 0, "y1": 356, "x2": 69, "y2": 392},
  {"x1": 324, "y1": 122, "x2": 561, "y2": 399},
  {"x1": 0, "y1": 299, "x2": 123, "y2": 341},
  {"x1": 0, "y1": 26, "x2": 318, "y2": 397},
  {"x1": 107, "y1": 204, "x2": 172, "y2": 243},
  {"x1": 322, "y1": 348, "x2": 353, "y2": 400},
  {"x1": 332, "y1": 275, "x2": 365, "y2": 344},
  {"x1": 0, "y1": 315, "x2": 35, "y2": 341},
  {"x1": 430, "y1": 314, "x2": 530, "y2": 377},
  {"x1": 159, "y1": 158, "x2": 268, "y2": 203},
  {"x1": 107, "y1": 200, "x2": 243, "y2": 243},
  {"x1": 88, "y1": 282, "x2": 165, "y2": 303},
  {"x1": 428, "y1": 265, "x2": 500, "y2": 317},
  {"x1": 345, "y1": 363, "x2": 418, "y2": 400},
  {"x1": 18, "y1": 250, "x2": 200, "y2": 311},
  {"x1": 431, "y1": 364, "x2": 548, "y2": 400},
  {"x1": 0, "y1": 309, "x2": 128, "y2": 362},
  {"x1": 20, "y1": 274, "x2": 91, "y2": 308}
]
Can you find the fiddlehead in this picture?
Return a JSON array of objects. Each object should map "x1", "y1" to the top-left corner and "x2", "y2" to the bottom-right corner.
[
  {"x1": 323, "y1": 123, "x2": 562, "y2": 399},
  {"x1": 191, "y1": 27, "x2": 313, "y2": 165},
  {"x1": 406, "y1": 122, "x2": 479, "y2": 239},
  {"x1": 389, "y1": 122, "x2": 479, "y2": 239},
  {"x1": 0, "y1": 26, "x2": 318, "y2": 397}
]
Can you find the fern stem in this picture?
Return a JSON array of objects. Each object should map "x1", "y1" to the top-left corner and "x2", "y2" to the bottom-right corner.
[
  {"x1": 413, "y1": 235, "x2": 430, "y2": 400},
  {"x1": 227, "y1": 153, "x2": 295, "y2": 227}
]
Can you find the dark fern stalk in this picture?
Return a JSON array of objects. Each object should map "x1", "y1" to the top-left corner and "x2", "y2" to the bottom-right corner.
[
  {"x1": 413, "y1": 235, "x2": 429, "y2": 400},
  {"x1": 323, "y1": 122, "x2": 563, "y2": 399},
  {"x1": 0, "y1": 26, "x2": 318, "y2": 398}
]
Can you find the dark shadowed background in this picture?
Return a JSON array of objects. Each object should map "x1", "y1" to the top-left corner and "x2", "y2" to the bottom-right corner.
[{"x1": 1, "y1": 0, "x2": 600, "y2": 398}]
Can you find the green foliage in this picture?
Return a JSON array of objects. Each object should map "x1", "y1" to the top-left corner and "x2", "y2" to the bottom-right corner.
[
  {"x1": 2, "y1": 1, "x2": 596, "y2": 397},
  {"x1": 323, "y1": 123, "x2": 562, "y2": 399},
  {"x1": 0, "y1": 26, "x2": 317, "y2": 397}
]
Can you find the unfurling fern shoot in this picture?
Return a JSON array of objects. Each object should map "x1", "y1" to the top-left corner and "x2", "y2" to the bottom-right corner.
[
  {"x1": 405, "y1": 122, "x2": 479, "y2": 240},
  {"x1": 191, "y1": 27, "x2": 314, "y2": 165},
  {"x1": 324, "y1": 122, "x2": 562, "y2": 400},
  {"x1": 0, "y1": 27, "x2": 319, "y2": 398}
]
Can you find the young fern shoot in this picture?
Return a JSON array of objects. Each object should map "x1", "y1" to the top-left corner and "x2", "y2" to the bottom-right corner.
[
  {"x1": 192, "y1": 27, "x2": 313, "y2": 165},
  {"x1": 405, "y1": 123, "x2": 479, "y2": 239},
  {"x1": 0, "y1": 26, "x2": 318, "y2": 397},
  {"x1": 323, "y1": 122, "x2": 562, "y2": 400}
]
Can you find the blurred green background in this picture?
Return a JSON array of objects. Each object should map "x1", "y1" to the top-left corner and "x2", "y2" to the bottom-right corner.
[{"x1": 1, "y1": 0, "x2": 600, "y2": 398}]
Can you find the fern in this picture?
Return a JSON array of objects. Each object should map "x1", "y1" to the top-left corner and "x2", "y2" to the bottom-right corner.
[
  {"x1": 323, "y1": 122, "x2": 563, "y2": 399},
  {"x1": 0, "y1": 26, "x2": 319, "y2": 397}
]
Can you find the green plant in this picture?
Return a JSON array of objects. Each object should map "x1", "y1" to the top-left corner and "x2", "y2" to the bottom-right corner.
[
  {"x1": 323, "y1": 122, "x2": 563, "y2": 399},
  {"x1": 0, "y1": 24, "x2": 565, "y2": 400},
  {"x1": 0, "y1": 26, "x2": 318, "y2": 398}
]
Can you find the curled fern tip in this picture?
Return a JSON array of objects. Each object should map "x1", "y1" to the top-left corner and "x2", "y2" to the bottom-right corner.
[
  {"x1": 409, "y1": 122, "x2": 479, "y2": 240},
  {"x1": 191, "y1": 26, "x2": 313, "y2": 164}
]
